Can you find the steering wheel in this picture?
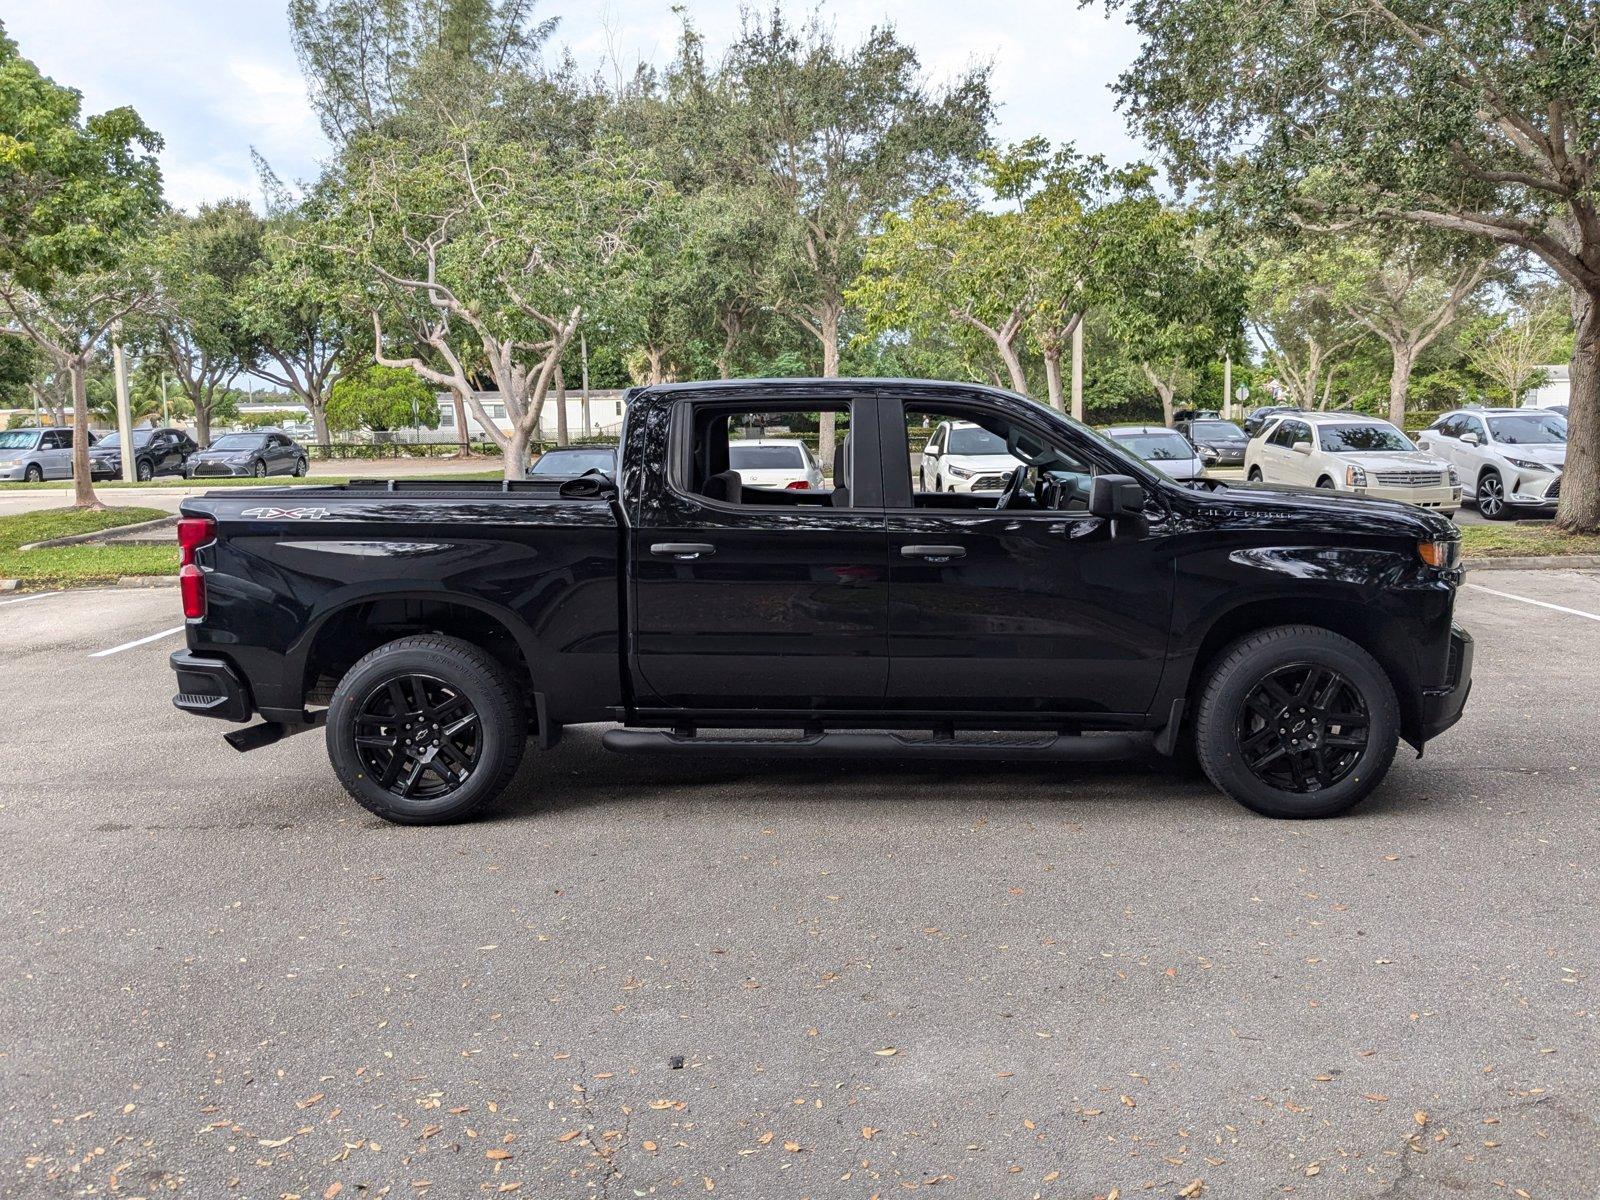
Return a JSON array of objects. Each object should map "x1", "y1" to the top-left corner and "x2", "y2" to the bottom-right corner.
[{"x1": 996, "y1": 464, "x2": 1031, "y2": 510}]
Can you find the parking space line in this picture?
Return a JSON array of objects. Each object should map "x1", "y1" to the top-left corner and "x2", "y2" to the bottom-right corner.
[
  {"x1": 1465, "y1": 583, "x2": 1600, "y2": 623},
  {"x1": 0, "y1": 590, "x2": 62, "y2": 607},
  {"x1": 90, "y1": 626, "x2": 186, "y2": 658}
]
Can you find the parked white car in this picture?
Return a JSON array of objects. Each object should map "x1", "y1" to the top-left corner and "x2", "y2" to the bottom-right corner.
[
  {"x1": 1246, "y1": 413, "x2": 1461, "y2": 514},
  {"x1": 1101, "y1": 425, "x2": 1206, "y2": 481},
  {"x1": 726, "y1": 438, "x2": 825, "y2": 491},
  {"x1": 1415, "y1": 407, "x2": 1565, "y2": 520},
  {"x1": 919, "y1": 420, "x2": 1025, "y2": 492}
]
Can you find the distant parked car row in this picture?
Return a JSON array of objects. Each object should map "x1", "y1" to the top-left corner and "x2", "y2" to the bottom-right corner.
[{"x1": 0, "y1": 426, "x2": 310, "y2": 483}]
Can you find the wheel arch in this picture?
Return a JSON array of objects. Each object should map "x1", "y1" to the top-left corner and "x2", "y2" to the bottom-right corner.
[{"x1": 1183, "y1": 597, "x2": 1421, "y2": 744}]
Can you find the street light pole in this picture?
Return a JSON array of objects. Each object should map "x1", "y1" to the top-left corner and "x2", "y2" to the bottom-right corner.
[
  {"x1": 112, "y1": 325, "x2": 135, "y2": 483},
  {"x1": 1223, "y1": 352, "x2": 1233, "y2": 420}
]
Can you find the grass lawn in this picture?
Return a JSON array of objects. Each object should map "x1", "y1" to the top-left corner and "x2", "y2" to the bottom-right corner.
[
  {"x1": 0, "y1": 469, "x2": 506, "y2": 491},
  {"x1": 0, "y1": 506, "x2": 177, "y2": 586},
  {"x1": 1459, "y1": 523, "x2": 1600, "y2": 558}
]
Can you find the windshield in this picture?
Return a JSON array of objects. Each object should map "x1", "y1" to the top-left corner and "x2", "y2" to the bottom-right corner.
[
  {"x1": 208, "y1": 434, "x2": 265, "y2": 451},
  {"x1": 0, "y1": 431, "x2": 40, "y2": 449},
  {"x1": 947, "y1": 426, "x2": 1009, "y2": 455},
  {"x1": 1318, "y1": 423, "x2": 1414, "y2": 453},
  {"x1": 528, "y1": 448, "x2": 616, "y2": 476},
  {"x1": 1190, "y1": 420, "x2": 1245, "y2": 442},
  {"x1": 728, "y1": 444, "x2": 804, "y2": 469},
  {"x1": 1108, "y1": 431, "x2": 1194, "y2": 461},
  {"x1": 94, "y1": 430, "x2": 153, "y2": 452},
  {"x1": 1488, "y1": 413, "x2": 1566, "y2": 445}
]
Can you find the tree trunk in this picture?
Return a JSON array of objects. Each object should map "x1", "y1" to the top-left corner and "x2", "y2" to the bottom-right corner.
[
  {"x1": 817, "y1": 302, "x2": 841, "y2": 471},
  {"x1": 452, "y1": 390, "x2": 471, "y2": 454},
  {"x1": 554, "y1": 365, "x2": 569, "y2": 447},
  {"x1": 1142, "y1": 362, "x2": 1177, "y2": 426},
  {"x1": 1387, "y1": 344, "x2": 1415, "y2": 428},
  {"x1": 997, "y1": 335, "x2": 1028, "y2": 396},
  {"x1": 1043, "y1": 346, "x2": 1064, "y2": 412},
  {"x1": 309, "y1": 401, "x2": 331, "y2": 450},
  {"x1": 1557, "y1": 287, "x2": 1600, "y2": 533},
  {"x1": 645, "y1": 346, "x2": 666, "y2": 386},
  {"x1": 505, "y1": 420, "x2": 534, "y2": 483},
  {"x1": 68, "y1": 358, "x2": 100, "y2": 509},
  {"x1": 1070, "y1": 319, "x2": 1084, "y2": 422},
  {"x1": 194, "y1": 402, "x2": 212, "y2": 449}
]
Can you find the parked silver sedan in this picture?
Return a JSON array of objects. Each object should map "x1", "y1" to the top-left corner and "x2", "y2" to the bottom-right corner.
[
  {"x1": 1101, "y1": 425, "x2": 1207, "y2": 481},
  {"x1": 0, "y1": 427, "x2": 95, "y2": 482}
]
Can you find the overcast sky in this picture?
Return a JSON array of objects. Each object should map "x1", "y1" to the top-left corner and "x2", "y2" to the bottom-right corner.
[{"x1": 6, "y1": 1, "x2": 1147, "y2": 212}]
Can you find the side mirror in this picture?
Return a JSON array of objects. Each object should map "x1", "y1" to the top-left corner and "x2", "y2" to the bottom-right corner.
[
  {"x1": 1089, "y1": 473, "x2": 1146, "y2": 518},
  {"x1": 1291, "y1": 440, "x2": 1313, "y2": 454},
  {"x1": 925, "y1": 446, "x2": 941, "y2": 457},
  {"x1": 1460, "y1": 431, "x2": 1480, "y2": 446}
]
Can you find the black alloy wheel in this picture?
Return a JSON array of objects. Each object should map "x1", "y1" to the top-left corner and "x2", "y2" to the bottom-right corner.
[
  {"x1": 353, "y1": 673, "x2": 481, "y2": 803},
  {"x1": 1477, "y1": 471, "x2": 1508, "y2": 520},
  {"x1": 1235, "y1": 663, "x2": 1368, "y2": 794}
]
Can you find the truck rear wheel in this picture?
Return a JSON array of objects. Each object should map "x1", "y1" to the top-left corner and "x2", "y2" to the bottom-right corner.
[
  {"x1": 326, "y1": 635, "x2": 525, "y2": 824},
  {"x1": 1194, "y1": 624, "x2": 1398, "y2": 819}
]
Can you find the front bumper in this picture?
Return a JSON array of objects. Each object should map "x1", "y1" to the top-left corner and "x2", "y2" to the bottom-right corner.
[
  {"x1": 171, "y1": 650, "x2": 253, "y2": 723},
  {"x1": 1200, "y1": 447, "x2": 1246, "y2": 467},
  {"x1": 187, "y1": 462, "x2": 253, "y2": 478},
  {"x1": 1506, "y1": 472, "x2": 1561, "y2": 509},
  {"x1": 1355, "y1": 483, "x2": 1462, "y2": 512},
  {"x1": 0, "y1": 464, "x2": 29, "y2": 480},
  {"x1": 1418, "y1": 624, "x2": 1473, "y2": 743},
  {"x1": 947, "y1": 471, "x2": 1010, "y2": 493}
]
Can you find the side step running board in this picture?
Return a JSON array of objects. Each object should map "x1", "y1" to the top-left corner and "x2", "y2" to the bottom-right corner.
[{"x1": 601, "y1": 729, "x2": 1138, "y2": 762}]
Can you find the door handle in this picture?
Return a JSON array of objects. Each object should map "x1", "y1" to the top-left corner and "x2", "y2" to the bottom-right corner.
[
  {"x1": 900, "y1": 544, "x2": 966, "y2": 562},
  {"x1": 651, "y1": 542, "x2": 716, "y2": 560}
]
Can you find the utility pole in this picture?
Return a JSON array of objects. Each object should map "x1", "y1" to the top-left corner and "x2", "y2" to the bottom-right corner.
[
  {"x1": 112, "y1": 324, "x2": 135, "y2": 483},
  {"x1": 1070, "y1": 319, "x2": 1085, "y2": 422},
  {"x1": 1222, "y1": 352, "x2": 1233, "y2": 420},
  {"x1": 160, "y1": 371, "x2": 170, "y2": 427},
  {"x1": 580, "y1": 332, "x2": 591, "y2": 440}
]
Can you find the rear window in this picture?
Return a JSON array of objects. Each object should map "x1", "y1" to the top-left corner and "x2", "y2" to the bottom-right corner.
[{"x1": 728, "y1": 444, "x2": 805, "y2": 469}]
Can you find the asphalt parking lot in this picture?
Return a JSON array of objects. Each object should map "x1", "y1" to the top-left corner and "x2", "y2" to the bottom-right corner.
[{"x1": 2, "y1": 576, "x2": 1597, "y2": 1199}]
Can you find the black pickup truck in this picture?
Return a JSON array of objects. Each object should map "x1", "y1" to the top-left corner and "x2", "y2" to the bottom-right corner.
[{"x1": 170, "y1": 378, "x2": 1472, "y2": 824}]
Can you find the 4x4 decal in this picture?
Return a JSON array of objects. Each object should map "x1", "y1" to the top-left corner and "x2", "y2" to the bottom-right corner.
[{"x1": 238, "y1": 506, "x2": 332, "y2": 520}]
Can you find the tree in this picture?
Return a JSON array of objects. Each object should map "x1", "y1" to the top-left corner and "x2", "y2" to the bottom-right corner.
[
  {"x1": 1248, "y1": 250, "x2": 1365, "y2": 411},
  {"x1": 144, "y1": 200, "x2": 265, "y2": 446},
  {"x1": 727, "y1": 7, "x2": 992, "y2": 464},
  {"x1": 1101, "y1": 0, "x2": 1600, "y2": 528},
  {"x1": 241, "y1": 198, "x2": 351, "y2": 450},
  {"x1": 327, "y1": 363, "x2": 438, "y2": 432},
  {"x1": 1471, "y1": 291, "x2": 1572, "y2": 403},
  {"x1": 344, "y1": 128, "x2": 656, "y2": 478},
  {"x1": 0, "y1": 22, "x2": 163, "y2": 505}
]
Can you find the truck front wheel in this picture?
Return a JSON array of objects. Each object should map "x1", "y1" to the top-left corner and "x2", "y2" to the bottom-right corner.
[
  {"x1": 326, "y1": 635, "x2": 526, "y2": 824},
  {"x1": 1194, "y1": 624, "x2": 1398, "y2": 819}
]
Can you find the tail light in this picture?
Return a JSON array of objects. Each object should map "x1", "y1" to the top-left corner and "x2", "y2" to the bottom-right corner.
[
  {"x1": 177, "y1": 517, "x2": 215, "y2": 618},
  {"x1": 785, "y1": 480, "x2": 811, "y2": 490}
]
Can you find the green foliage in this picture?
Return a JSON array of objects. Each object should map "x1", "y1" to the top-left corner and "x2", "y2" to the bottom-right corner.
[{"x1": 328, "y1": 364, "x2": 438, "y2": 431}]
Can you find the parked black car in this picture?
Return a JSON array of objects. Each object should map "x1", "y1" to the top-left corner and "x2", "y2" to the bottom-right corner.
[
  {"x1": 1175, "y1": 417, "x2": 1249, "y2": 467},
  {"x1": 171, "y1": 378, "x2": 1471, "y2": 826},
  {"x1": 526, "y1": 444, "x2": 618, "y2": 478},
  {"x1": 185, "y1": 430, "x2": 310, "y2": 479},
  {"x1": 1242, "y1": 405, "x2": 1307, "y2": 439},
  {"x1": 89, "y1": 427, "x2": 196, "y2": 481}
]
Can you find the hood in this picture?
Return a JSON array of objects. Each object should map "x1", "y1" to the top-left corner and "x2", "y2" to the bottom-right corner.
[
  {"x1": 944, "y1": 452, "x2": 1023, "y2": 472},
  {"x1": 1498, "y1": 443, "x2": 1565, "y2": 467},
  {"x1": 1193, "y1": 479, "x2": 1456, "y2": 541},
  {"x1": 191, "y1": 447, "x2": 250, "y2": 459},
  {"x1": 1339, "y1": 450, "x2": 1452, "y2": 473}
]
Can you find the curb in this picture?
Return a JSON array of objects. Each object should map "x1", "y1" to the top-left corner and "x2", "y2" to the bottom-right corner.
[
  {"x1": 1465, "y1": 555, "x2": 1600, "y2": 571},
  {"x1": 117, "y1": 575, "x2": 179, "y2": 588},
  {"x1": 0, "y1": 579, "x2": 16, "y2": 591},
  {"x1": 17, "y1": 515, "x2": 177, "y2": 551}
]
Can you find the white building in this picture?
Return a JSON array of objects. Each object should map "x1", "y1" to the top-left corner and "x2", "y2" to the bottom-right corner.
[
  {"x1": 1522, "y1": 364, "x2": 1570, "y2": 409},
  {"x1": 437, "y1": 389, "x2": 629, "y2": 443}
]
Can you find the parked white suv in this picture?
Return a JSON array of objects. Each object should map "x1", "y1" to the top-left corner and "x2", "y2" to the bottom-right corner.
[
  {"x1": 919, "y1": 420, "x2": 1025, "y2": 492},
  {"x1": 1415, "y1": 407, "x2": 1565, "y2": 520},
  {"x1": 726, "y1": 438, "x2": 825, "y2": 491},
  {"x1": 1246, "y1": 412, "x2": 1461, "y2": 514}
]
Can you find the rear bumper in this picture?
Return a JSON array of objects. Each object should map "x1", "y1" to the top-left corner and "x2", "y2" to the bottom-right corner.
[
  {"x1": 1418, "y1": 624, "x2": 1473, "y2": 743},
  {"x1": 170, "y1": 650, "x2": 254, "y2": 722}
]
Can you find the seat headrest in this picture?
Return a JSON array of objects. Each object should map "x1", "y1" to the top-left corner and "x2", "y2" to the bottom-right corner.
[{"x1": 702, "y1": 469, "x2": 742, "y2": 503}]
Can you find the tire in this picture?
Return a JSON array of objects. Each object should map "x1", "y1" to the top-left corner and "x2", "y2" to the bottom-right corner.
[
  {"x1": 293, "y1": 457, "x2": 308, "y2": 477},
  {"x1": 1194, "y1": 624, "x2": 1399, "y2": 819},
  {"x1": 326, "y1": 635, "x2": 526, "y2": 825},
  {"x1": 253, "y1": 460, "x2": 267, "y2": 478},
  {"x1": 1477, "y1": 470, "x2": 1509, "y2": 520},
  {"x1": 1316, "y1": 477, "x2": 1335, "y2": 489},
  {"x1": 136, "y1": 460, "x2": 153, "y2": 482},
  {"x1": 1247, "y1": 466, "x2": 1263, "y2": 482},
  {"x1": 24, "y1": 464, "x2": 42, "y2": 483}
]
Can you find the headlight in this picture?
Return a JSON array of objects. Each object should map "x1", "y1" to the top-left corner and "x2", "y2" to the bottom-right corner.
[
  {"x1": 0, "y1": 459, "x2": 17, "y2": 468},
  {"x1": 1345, "y1": 464, "x2": 1367, "y2": 487},
  {"x1": 946, "y1": 464, "x2": 975, "y2": 479},
  {"x1": 1446, "y1": 465, "x2": 1459, "y2": 486},
  {"x1": 1417, "y1": 539, "x2": 1461, "y2": 569},
  {"x1": 229, "y1": 454, "x2": 252, "y2": 463},
  {"x1": 1504, "y1": 457, "x2": 1552, "y2": 471}
]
